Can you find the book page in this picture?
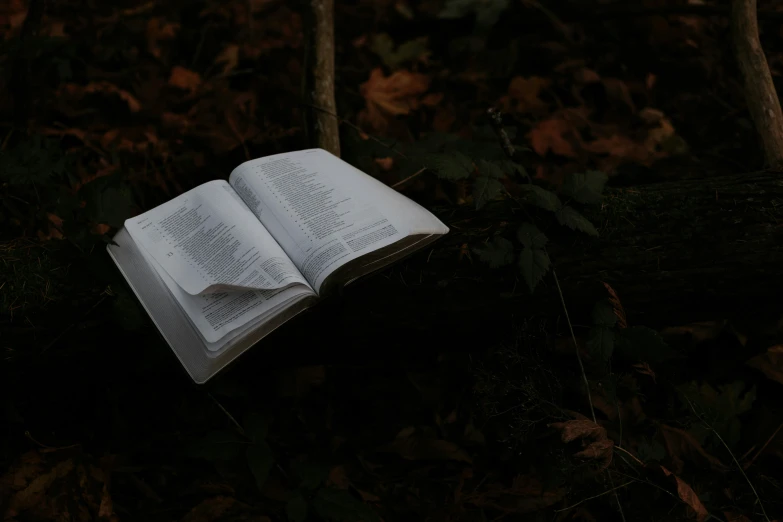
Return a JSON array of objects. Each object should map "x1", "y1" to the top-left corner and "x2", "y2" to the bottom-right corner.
[
  {"x1": 229, "y1": 149, "x2": 448, "y2": 292},
  {"x1": 136, "y1": 239, "x2": 314, "y2": 345},
  {"x1": 125, "y1": 180, "x2": 310, "y2": 296}
]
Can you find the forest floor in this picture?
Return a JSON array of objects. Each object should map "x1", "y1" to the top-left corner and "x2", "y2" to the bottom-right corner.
[{"x1": 2, "y1": 1, "x2": 783, "y2": 521}]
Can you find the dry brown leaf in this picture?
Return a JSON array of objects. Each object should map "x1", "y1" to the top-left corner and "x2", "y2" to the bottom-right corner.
[
  {"x1": 326, "y1": 466, "x2": 350, "y2": 490},
  {"x1": 660, "y1": 424, "x2": 727, "y2": 473},
  {"x1": 374, "y1": 157, "x2": 394, "y2": 171},
  {"x1": 661, "y1": 466, "x2": 708, "y2": 522},
  {"x1": 169, "y1": 66, "x2": 202, "y2": 93},
  {"x1": 501, "y1": 76, "x2": 550, "y2": 113},
  {"x1": 602, "y1": 281, "x2": 627, "y2": 328},
  {"x1": 528, "y1": 118, "x2": 580, "y2": 158},
  {"x1": 747, "y1": 345, "x2": 783, "y2": 385},
  {"x1": 215, "y1": 44, "x2": 240, "y2": 76},
  {"x1": 465, "y1": 474, "x2": 565, "y2": 514},
  {"x1": 179, "y1": 496, "x2": 268, "y2": 522},
  {"x1": 0, "y1": 450, "x2": 118, "y2": 522},
  {"x1": 660, "y1": 321, "x2": 726, "y2": 345},
  {"x1": 632, "y1": 362, "x2": 656, "y2": 384},
  {"x1": 64, "y1": 82, "x2": 141, "y2": 113},
  {"x1": 146, "y1": 17, "x2": 179, "y2": 58},
  {"x1": 724, "y1": 512, "x2": 752, "y2": 522},
  {"x1": 550, "y1": 419, "x2": 613, "y2": 471},
  {"x1": 382, "y1": 426, "x2": 472, "y2": 463},
  {"x1": 602, "y1": 78, "x2": 636, "y2": 112},
  {"x1": 359, "y1": 68, "x2": 430, "y2": 132}
]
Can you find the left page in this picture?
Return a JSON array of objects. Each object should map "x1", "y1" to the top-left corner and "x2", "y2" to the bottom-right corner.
[{"x1": 125, "y1": 180, "x2": 310, "y2": 296}]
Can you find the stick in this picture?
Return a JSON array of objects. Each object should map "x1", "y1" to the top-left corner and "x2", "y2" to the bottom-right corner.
[
  {"x1": 302, "y1": 0, "x2": 340, "y2": 157},
  {"x1": 731, "y1": 0, "x2": 783, "y2": 170}
]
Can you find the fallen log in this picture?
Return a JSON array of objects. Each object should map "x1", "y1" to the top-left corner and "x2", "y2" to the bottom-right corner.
[{"x1": 295, "y1": 170, "x2": 783, "y2": 356}]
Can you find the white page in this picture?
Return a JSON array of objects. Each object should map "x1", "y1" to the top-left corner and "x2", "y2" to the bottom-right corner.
[
  {"x1": 229, "y1": 149, "x2": 448, "y2": 291},
  {"x1": 125, "y1": 180, "x2": 309, "y2": 296},
  {"x1": 135, "y1": 239, "x2": 313, "y2": 345}
]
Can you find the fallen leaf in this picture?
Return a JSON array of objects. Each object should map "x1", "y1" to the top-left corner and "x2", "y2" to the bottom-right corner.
[
  {"x1": 0, "y1": 449, "x2": 118, "y2": 521},
  {"x1": 146, "y1": 17, "x2": 179, "y2": 58},
  {"x1": 632, "y1": 362, "x2": 656, "y2": 383},
  {"x1": 602, "y1": 281, "x2": 627, "y2": 328},
  {"x1": 465, "y1": 475, "x2": 565, "y2": 513},
  {"x1": 169, "y1": 66, "x2": 202, "y2": 93},
  {"x1": 501, "y1": 76, "x2": 550, "y2": 113},
  {"x1": 660, "y1": 424, "x2": 727, "y2": 473},
  {"x1": 374, "y1": 157, "x2": 394, "y2": 171},
  {"x1": 215, "y1": 44, "x2": 240, "y2": 76},
  {"x1": 179, "y1": 496, "x2": 267, "y2": 522},
  {"x1": 381, "y1": 426, "x2": 472, "y2": 463},
  {"x1": 660, "y1": 321, "x2": 726, "y2": 345},
  {"x1": 661, "y1": 466, "x2": 708, "y2": 522},
  {"x1": 723, "y1": 512, "x2": 752, "y2": 522},
  {"x1": 63, "y1": 82, "x2": 142, "y2": 113},
  {"x1": 746, "y1": 345, "x2": 783, "y2": 386},
  {"x1": 359, "y1": 68, "x2": 430, "y2": 132},
  {"x1": 550, "y1": 419, "x2": 613, "y2": 471},
  {"x1": 528, "y1": 118, "x2": 580, "y2": 158},
  {"x1": 326, "y1": 466, "x2": 350, "y2": 490}
]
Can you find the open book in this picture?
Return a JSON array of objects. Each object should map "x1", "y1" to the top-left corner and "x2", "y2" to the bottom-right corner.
[{"x1": 107, "y1": 149, "x2": 449, "y2": 383}]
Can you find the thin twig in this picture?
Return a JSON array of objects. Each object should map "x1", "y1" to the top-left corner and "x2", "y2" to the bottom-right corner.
[
  {"x1": 684, "y1": 396, "x2": 771, "y2": 522},
  {"x1": 208, "y1": 392, "x2": 246, "y2": 437},
  {"x1": 744, "y1": 423, "x2": 783, "y2": 470},
  {"x1": 555, "y1": 480, "x2": 634, "y2": 512},
  {"x1": 391, "y1": 167, "x2": 426, "y2": 189},
  {"x1": 552, "y1": 268, "x2": 596, "y2": 423}
]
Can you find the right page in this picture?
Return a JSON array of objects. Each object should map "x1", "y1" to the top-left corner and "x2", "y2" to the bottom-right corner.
[{"x1": 228, "y1": 148, "x2": 448, "y2": 292}]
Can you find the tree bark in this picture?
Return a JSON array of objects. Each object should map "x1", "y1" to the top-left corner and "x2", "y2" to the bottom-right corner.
[
  {"x1": 302, "y1": 0, "x2": 340, "y2": 157},
  {"x1": 731, "y1": 0, "x2": 783, "y2": 171}
]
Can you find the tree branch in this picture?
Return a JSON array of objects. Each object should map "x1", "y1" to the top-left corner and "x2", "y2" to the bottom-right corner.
[
  {"x1": 301, "y1": 0, "x2": 340, "y2": 157},
  {"x1": 731, "y1": 0, "x2": 783, "y2": 171}
]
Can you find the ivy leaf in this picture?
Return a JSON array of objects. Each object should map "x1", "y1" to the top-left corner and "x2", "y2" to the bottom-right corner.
[
  {"x1": 556, "y1": 206, "x2": 599, "y2": 237},
  {"x1": 286, "y1": 492, "x2": 308, "y2": 522},
  {"x1": 518, "y1": 184, "x2": 562, "y2": 212},
  {"x1": 495, "y1": 159, "x2": 528, "y2": 178},
  {"x1": 421, "y1": 152, "x2": 474, "y2": 180},
  {"x1": 313, "y1": 488, "x2": 380, "y2": 522},
  {"x1": 186, "y1": 430, "x2": 244, "y2": 462},
  {"x1": 243, "y1": 413, "x2": 269, "y2": 442},
  {"x1": 516, "y1": 223, "x2": 548, "y2": 249},
  {"x1": 246, "y1": 441, "x2": 275, "y2": 490},
  {"x1": 562, "y1": 170, "x2": 608, "y2": 205},
  {"x1": 474, "y1": 236, "x2": 514, "y2": 268},
  {"x1": 614, "y1": 326, "x2": 683, "y2": 365},
  {"x1": 473, "y1": 176, "x2": 503, "y2": 209},
  {"x1": 587, "y1": 326, "x2": 615, "y2": 362},
  {"x1": 518, "y1": 246, "x2": 550, "y2": 293},
  {"x1": 592, "y1": 300, "x2": 618, "y2": 328}
]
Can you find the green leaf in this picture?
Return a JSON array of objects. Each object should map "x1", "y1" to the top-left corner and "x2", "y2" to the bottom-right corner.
[
  {"x1": 476, "y1": 159, "x2": 505, "y2": 179},
  {"x1": 591, "y1": 300, "x2": 617, "y2": 327},
  {"x1": 292, "y1": 460, "x2": 330, "y2": 492},
  {"x1": 516, "y1": 223, "x2": 548, "y2": 249},
  {"x1": 495, "y1": 159, "x2": 528, "y2": 178},
  {"x1": 556, "y1": 206, "x2": 599, "y2": 237},
  {"x1": 587, "y1": 326, "x2": 615, "y2": 362},
  {"x1": 438, "y1": 0, "x2": 510, "y2": 29},
  {"x1": 614, "y1": 326, "x2": 683, "y2": 365},
  {"x1": 422, "y1": 152, "x2": 474, "y2": 180},
  {"x1": 518, "y1": 246, "x2": 550, "y2": 292},
  {"x1": 474, "y1": 236, "x2": 514, "y2": 268},
  {"x1": 473, "y1": 176, "x2": 503, "y2": 209},
  {"x1": 518, "y1": 184, "x2": 562, "y2": 212},
  {"x1": 678, "y1": 381, "x2": 756, "y2": 448},
  {"x1": 313, "y1": 488, "x2": 380, "y2": 522},
  {"x1": 636, "y1": 440, "x2": 666, "y2": 462},
  {"x1": 561, "y1": 170, "x2": 608, "y2": 205},
  {"x1": 243, "y1": 413, "x2": 269, "y2": 442},
  {"x1": 186, "y1": 430, "x2": 244, "y2": 462},
  {"x1": 370, "y1": 34, "x2": 429, "y2": 69},
  {"x1": 286, "y1": 492, "x2": 308, "y2": 522},
  {"x1": 246, "y1": 441, "x2": 274, "y2": 490}
]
